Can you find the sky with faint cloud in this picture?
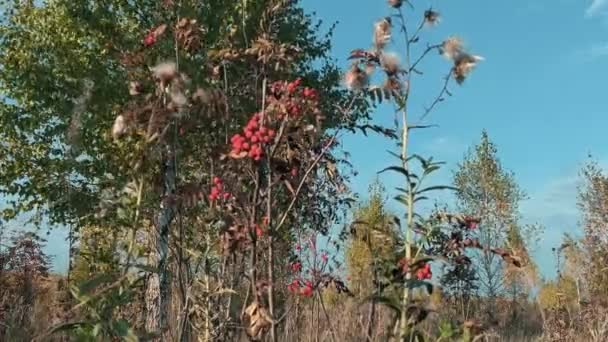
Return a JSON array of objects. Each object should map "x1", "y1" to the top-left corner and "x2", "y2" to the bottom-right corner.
[{"x1": 5, "y1": 0, "x2": 608, "y2": 279}]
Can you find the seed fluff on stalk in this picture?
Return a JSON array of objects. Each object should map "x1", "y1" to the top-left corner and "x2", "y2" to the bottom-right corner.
[
  {"x1": 373, "y1": 17, "x2": 392, "y2": 50},
  {"x1": 424, "y1": 9, "x2": 441, "y2": 26},
  {"x1": 453, "y1": 53, "x2": 484, "y2": 84},
  {"x1": 439, "y1": 37, "x2": 483, "y2": 84},
  {"x1": 344, "y1": 63, "x2": 369, "y2": 91},
  {"x1": 380, "y1": 52, "x2": 401, "y2": 76}
]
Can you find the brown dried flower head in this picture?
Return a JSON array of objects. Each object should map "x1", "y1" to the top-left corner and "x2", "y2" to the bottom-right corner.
[
  {"x1": 344, "y1": 64, "x2": 369, "y2": 91},
  {"x1": 453, "y1": 53, "x2": 483, "y2": 84},
  {"x1": 175, "y1": 18, "x2": 201, "y2": 52},
  {"x1": 440, "y1": 37, "x2": 464, "y2": 61},
  {"x1": 380, "y1": 52, "x2": 400, "y2": 76},
  {"x1": 388, "y1": 0, "x2": 403, "y2": 8},
  {"x1": 424, "y1": 9, "x2": 441, "y2": 26},
  {"x1": 383, "y1": 76, "x2": 404, "y2": 94},
  {"x1": 151, "y1": 62, "x2": 178, "y2": 82},
  {"x1": 373, "y1": 17, "x2": 391, "y2": 50}
]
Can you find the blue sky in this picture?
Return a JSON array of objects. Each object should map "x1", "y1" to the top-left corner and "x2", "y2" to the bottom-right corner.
[
  {"x1": 301, "y1": 0, "x2": 608, "y2": 278},
  {"x1": 4, "y1": 0, "x2": 608, "y2": 279}
]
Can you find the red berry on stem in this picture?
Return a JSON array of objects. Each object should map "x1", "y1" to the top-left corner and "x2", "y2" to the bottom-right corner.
[{"x1": 143, "y1": 33, "x2": 156, "y2": 46}]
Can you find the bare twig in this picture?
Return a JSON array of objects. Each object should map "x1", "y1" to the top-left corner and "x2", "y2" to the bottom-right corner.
[
  {"x1": 419, "y1": 70, "x2": 453, "y2": 121},
  {"x1": 409, "y1": 44, "x2": 442, "y2": 74}
]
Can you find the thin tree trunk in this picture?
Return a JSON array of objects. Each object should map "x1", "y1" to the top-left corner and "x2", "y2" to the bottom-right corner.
[{"x1": 146, "y1": 143, "x2": 177, "y2": 340}]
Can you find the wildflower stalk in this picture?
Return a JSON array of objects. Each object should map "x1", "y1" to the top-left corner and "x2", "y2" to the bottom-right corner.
[{"x1": 397, "y1": 6, "x2": 414, "y2": 340}]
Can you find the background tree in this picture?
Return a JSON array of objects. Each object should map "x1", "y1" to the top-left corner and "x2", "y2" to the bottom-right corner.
[
  {"x1": 578, "y1": 159, "x2": 608, "y2": 300},
  {"x1": 0, "y1": 230, "x2": 53, "y2": 340},
  {"x1": 453, "y1": 130, "x2": 527, "y2": 320},
  {"x1": 346, "y1": 180, "x2": 398, "y2": 296},
  {"x1": 0, "y1": 0, "x2": 367, "y2": 340},
  {"x1": 345, "y1": 180, "x2": 399, "y2": 339}
]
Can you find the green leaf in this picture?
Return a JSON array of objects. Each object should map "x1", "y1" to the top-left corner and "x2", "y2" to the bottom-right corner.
[
  {"x1": 394, "y1": 195, "x2": 410, "y2": 207},
  {"x1": 422, "y1": 165, "x2": 441, "y2": 176},
  {"x1": 413, "y1": 196, "x2": 429, "y2": 203},
  {"x1": 378, "y1": 166, "x2": 418, "y2": 180},
  {"x1": 416, "y1": 185, "x2": 457, "y2": 195},
  {"x1": 92, "y1": 323, "x2": 102, "y2": 337},
  {"x1": 49, "y1": 321, "x2": 91, "y2": 334},
  {"x1": 112, "y1": 319, "x2": 138, "y2": 341}
]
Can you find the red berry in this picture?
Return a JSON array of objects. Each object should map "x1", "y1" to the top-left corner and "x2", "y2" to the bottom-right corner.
[
  {"x1": 291, "y1": 262, "x2": 302, "y2": 273},
  {"x1": 251, "y1": 135, "x2": 259, "y2": 143},
  {"x1": 245, "y1": 130, "x2": 253, "y2": 139},
  {"x1": 143, "y1": 34, "x2": 156, "y2": 47},
  {"x1": 268, "y1": 129, "x2": 276, "y2": 138},
  {"x1": 290, "y1": 168, "x2": 298, "y2": 177},
  {"x1": 293, "y1": 78, "x2": 302, "y2": 87},
  {"x1": 242, "y1": 142, "x2": 250, "y2": 150},
  {"x1": 287, "y1": 83, "x2": 297, "y2": 94},
  {"x1": 263, "y1": 136, "x2": 270, "y2": 143},
  {"x1": 259, "y1": 127, "x2": 268, "y2": 135},
  {"x1": 222, "y1": 192, "x2": 231, "y2": 200},
  {"x1": 213, "y1": 177, "x2": 222, "y2": 185}
]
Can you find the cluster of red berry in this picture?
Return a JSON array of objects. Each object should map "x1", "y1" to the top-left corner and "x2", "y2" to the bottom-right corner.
[
  {"x1": 416, "y1": 263, "x2": 432, "y2": 280},
  {"x1": 230, "y1": 113, "x2": 275, "y2": 161},
  {"x1": 287, "y1": 279, "x2": 314, "y2": 297},
  {"x1": 209, "y1": 177, "x2": 231, "y2": 202},
  {"x1": 290, "y1": 261, "x2": 302, "y2": 273},
  {"x1": 267, "y1": 79, "x2": 321, "y2": 120}
]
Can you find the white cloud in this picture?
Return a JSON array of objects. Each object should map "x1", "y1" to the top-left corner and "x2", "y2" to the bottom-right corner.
[
  {"x1": 587, "y1": 42, "x2": 608, "y2": 58},
  {"x1": 571, "y1": 42, "x2": 608, "y2": 62},
  {"x1": 586, "y1": 0, "x2": 608, "y2": 17}
]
